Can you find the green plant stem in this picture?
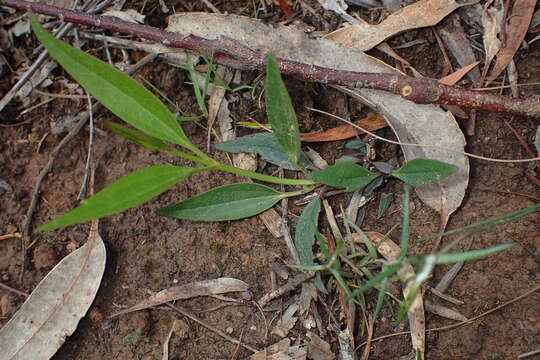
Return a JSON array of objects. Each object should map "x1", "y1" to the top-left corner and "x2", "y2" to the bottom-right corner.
[{"x1": 216, "y1": 163, "x2": 316, "y2": 186}]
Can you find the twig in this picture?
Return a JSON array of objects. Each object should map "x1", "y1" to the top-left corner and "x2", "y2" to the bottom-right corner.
[
  {"x1": 257, "y1": 272, "x2": 314, "y2": 307},
  {"x1": 2, "y1": 0, "x2": 540, "y2": 118},
  {"x1": 20, "y1": 54, "x2": 157, "y2": 280},
  {"x1": 77, "y1": 92, "x2": 94, "y2": 200},
  {"x1": 164, "y1": 302, "x2": 260, "y2": 353},
  {"x1": 0, "y1": 282, "x2": 29, "y2": 297},
  {"x1": 356, "y1": 284, "x2": 540, "y2": 350}
]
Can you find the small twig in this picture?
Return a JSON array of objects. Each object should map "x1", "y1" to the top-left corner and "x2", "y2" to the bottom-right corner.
[
  {"x1": 0, "y1": 232, "x2": 22, "y2": 240},
  {"x1": 164, "y1": 302, "x2": 260, "y2": 353},
  {"x1": 356, "y1": 284, "x2": 540, "y2": 349},
  {"x1": 2, "y1": 0, "x2": 540, "y2": 118},
  {"x1": 518, "y1": 348, "x2": 540, "y2": 359},
  {"x1": 77, "y1": 92, "x2": 94, "y2": 200},
  {"x1": 257, "y1": 272, "x2": 314, "y2": 307},
  {"x1": 0, "y1": 282, "x2": 29, "y2": 297}
]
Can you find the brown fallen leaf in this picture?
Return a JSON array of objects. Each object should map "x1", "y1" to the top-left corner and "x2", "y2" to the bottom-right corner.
[
  {"x1": 300, "y1": 113, "x2": 387, "y2": 142},
  {"x1": 325, "y1": 0, "x2": 471, "y2": 51},
  {"x1": 439, "y1": 61, "x2": 481, "y2": 86},
  {"x1": 110, "y1": 278, "x2": 249, "y2": 318},
  {"x1": 352, "y1": 232, "x2": 425, "y2": 357},
  {"x1": 249, "y1": 338, "x2": 307, "y2": 360},
  {"x1": 487, "y1": 0, "x2": 536, "y2": 83}
]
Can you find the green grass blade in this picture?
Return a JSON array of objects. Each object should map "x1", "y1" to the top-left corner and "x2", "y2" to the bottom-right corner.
[
  {"x1": 39, "y1": 165, "x2": 200, "y2": 231},
  {"x1": 399, "y1": 184, "x2": 411, "y2": 261},
  {"x1": 433, "y1": 243, "x2": 516, "y2": 264},
  {"x1": 311, "y1": 163, "x2": 378, "y2": 191},
  {"x1": 347, "y1": 263, "x2": 402, "y2": 301},
  {"x1": 265, "y1": 54, "x2": 301, "y2": 167},
  {"x1": 392, "y1": 159, "x2": 457, "y2": 186},
  {"x1": 157, "y1": 183, "x2": 284, "y2": 221},
  {"x1": 417, "y1": 203, "x2": 540, "y2": 242},
  {"x1": 29, "y1": 14, "x2": 195, "y2": 151}
]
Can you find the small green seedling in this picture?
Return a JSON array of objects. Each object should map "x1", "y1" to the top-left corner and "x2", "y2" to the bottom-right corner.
[
  {"x1": 123, "y1": 328, "x2": 147, "y2": 345},
  {"x1": 30, "y1": 14, "x2": 457, "y2": 231}
]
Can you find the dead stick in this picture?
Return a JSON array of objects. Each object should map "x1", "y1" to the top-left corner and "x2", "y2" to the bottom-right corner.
[{"x1": 2, "y1": 0, "x2": 540, "y2": 119}]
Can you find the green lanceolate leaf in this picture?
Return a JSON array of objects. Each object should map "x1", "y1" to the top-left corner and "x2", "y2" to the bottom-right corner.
[
  {"x1": 215, "y1": 133, "x2": 310, "y2": 170},
  {"x1": 311, "y1": 162, "x2": 378, "y2": 191},
  {"x1": 265, "y1": 54, "x2": 301, "y2": 167},
  {"x1": 392, "y1": 158, "x2": 457, "y2": 186},
  {"x1": 433, "y1": 243, "x2": 516, "y2": 264},
  {"x1": 157, "y1": 183, "x2": 285, "y2": 221},
  {"x1": 295, "y1": 198, "x2": 321, "y2": 266},
  {"x1": 106, "y1": 122, "x2": 168, "y2": 152},
  {"x1": 39, "y1": 165, "x2": 200, "y2": 231},
  {"x1": 29, "y1": 14, "x2": 195, "y2": 151}
]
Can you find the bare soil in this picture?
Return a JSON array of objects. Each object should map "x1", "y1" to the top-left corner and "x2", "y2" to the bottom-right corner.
[{"x1": 0, "y1": 1, "x2": 539, "y2": 359}]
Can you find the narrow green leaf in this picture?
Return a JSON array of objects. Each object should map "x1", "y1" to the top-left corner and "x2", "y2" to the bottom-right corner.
[
  {"x1": 215, "y1": 133, "x2": 310, "y2": 170},
  {"x1": 347, "y1": 263, "x2": 402, "y2": 301},
  {"x1": 377, "y1": 193, "x2": 394, "y2": 219},
  {"x1": 344, "y1": 140, "x2": 367, "y2": 150},
  {"x1": 265, "y1": 54, "x2": 301, "y2": 167},
  {"x1": 106, "y1": 122, "x2": 168, "y2": 152},
  {"x1": 295, "y1": 198, "x2": 321, "y2": 266},
  {"x1": 39, "y1": 165, "x2": 200, "y2": 231},
  {"x1": 157, "y1": 183, "x2": 284, "y2": 221},
  {"x1": 29, "y1": 14, "x2": 194, "y2": 150},
  {"x1": 399, "y1": 184, "x2": 411, "y2": 261},
  {"x1": 392, "y1": 158, "x2": 457, "y2": 186},
  {"x1": 434, "y1": 243, "x2": 515, "y2": 264},
  {"x1": 311, "y1": 162, "x2": 378, "y2": 191}
]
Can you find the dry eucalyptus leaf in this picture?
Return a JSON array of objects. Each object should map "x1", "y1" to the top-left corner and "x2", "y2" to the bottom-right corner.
[
  {"x1": 325, "y1": 0, "x2": 472, "y2": 51},
  {"x1": 481, "y1": 0, "x2": 504, "y2": 63},
  {"x1": 0, "y1": 233, "x2": 106, "y2": 360},
  {"x1": 249, "y1": 338, "x2": 307, "y2": 360},
  {"x1": 166, "y1": 13, "x2": 469, "y2": 225},
  {"x1": 112, "y1": 278, "x2": 249, "y2": 317}
]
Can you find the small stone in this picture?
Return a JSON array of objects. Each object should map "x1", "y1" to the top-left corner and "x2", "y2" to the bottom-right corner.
[
  {"x1": 32, "y1": 244, "x2": 58, "y2": 270},
  {"x1": 1, "y1": 273, "x2": 9, "y2": 282},
  {"x1": 225, "y1": 326, "x2": 234, "y2": 334}
]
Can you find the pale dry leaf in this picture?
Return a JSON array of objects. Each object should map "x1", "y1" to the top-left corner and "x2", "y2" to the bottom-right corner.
[
  {"x1": 249, "y1": 338, "x2": 307, "y2": 360},
  {"x1": 112, "y1": 278, "x2": 249, "y2": 317},
  {"x1": 325, "y1": 0, "x2": 472, "y2": 51},
  {"x1": 534, "y1": 126, "x2": 540, "y2": 156},
  {"x1": 272, "y1": 302, "x2": 299, "y2": 338},
  {"x1": 481, "y1": 0, "x2": 504, "y2": 63},
  {"x1": 354, "y1": 232, "x2": 426, "y2": 356},
  {"x1": 0, "y1": 233, "x2": 106, "y2": 360},
  {"x1": 165, "y1": 13, "x2": 469, "y2": 225},
  {"x1": 424, "y1": 300, "x2": 467, "y2": 321}
]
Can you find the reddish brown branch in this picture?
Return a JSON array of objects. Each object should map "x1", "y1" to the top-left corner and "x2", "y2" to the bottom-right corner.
[{"x1": 2, "y1": 0, "x2": 540, "y2": 119}]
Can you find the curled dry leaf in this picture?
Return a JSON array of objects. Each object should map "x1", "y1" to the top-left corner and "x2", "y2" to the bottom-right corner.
[
  {"x1": 300, "y1": 113, "x2": 387, "y2": 142},
  {"x1": 325, "y1": 0, "x2": 472, "y2": 52},
  {"x1": 487, "y1": 0, "x2": 536, "y2": 83},
  {"x1": 353, "y1": 232, "x2": 426, "y2": 356},
  {"x1": 0, "y1": 233, "x2": 106, "y2": 360},
  {"x1": 111, "y1": 278, "x2": 249, "y2": 317},
  {"x1": 166, "y1": 13, "x2": 469, "y2": 225}
]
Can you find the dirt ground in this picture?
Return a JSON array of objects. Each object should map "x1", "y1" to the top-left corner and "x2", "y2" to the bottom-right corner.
[{"x1": 1, "y1": 1, "x2": 539, "y2": 359}]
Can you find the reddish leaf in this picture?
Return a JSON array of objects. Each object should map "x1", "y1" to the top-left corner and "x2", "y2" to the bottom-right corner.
[
  {"x1": 439, "y1": 61, "x2": 481, "y2": 86},
  {"x1": 277, "y1": 0, "x2": 293, "y2": 17},
  {"x1": 300, "y1": 113, "x2": 387, "y2": 142},
  {"x1": 487, "y1": 0, "x2": 536, "y2": 82}
]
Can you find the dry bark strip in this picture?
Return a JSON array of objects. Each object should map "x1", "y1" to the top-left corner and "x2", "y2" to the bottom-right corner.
[{"x1": 2, "y1": 0, "x2": 540, "y2": 119}]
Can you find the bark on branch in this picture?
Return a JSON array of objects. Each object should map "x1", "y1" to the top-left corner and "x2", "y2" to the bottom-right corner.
[{"x1": 2, "y1": 0, "x2": 540, "y2": 119}]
